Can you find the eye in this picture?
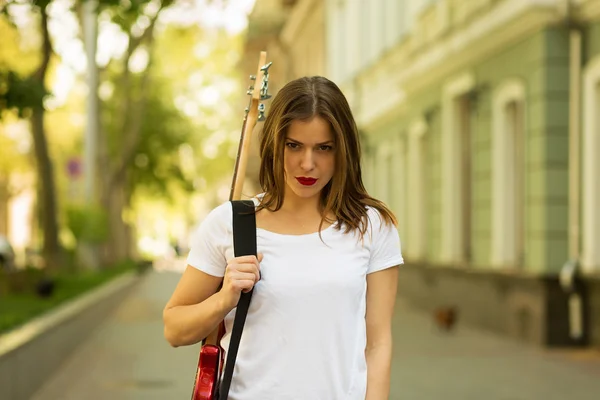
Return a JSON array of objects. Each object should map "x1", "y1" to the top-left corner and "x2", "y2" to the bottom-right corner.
[
  {"x1": 285, "y1": 142, "x2": 299, "y2": 150},
  {"x1": 318, "y1": 145, "x2": 333, "y2": 151}
]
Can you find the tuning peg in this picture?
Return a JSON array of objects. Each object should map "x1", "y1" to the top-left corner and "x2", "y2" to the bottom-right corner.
[
  {"x1": 260, "y1": 77, "x2": 271, "y2": 100},
  {"x1": 260, "y1": 62, "x2": 272, "y2": 73},
  {"x1": 249, "y1": 75, "x2": 256, "y2": 81},
  {"x1": 257, "y1": 103, "x2": 266, "y2": 121},
  {"x1": 246, "y1": 86, "x2": 254, "y2": 95}
]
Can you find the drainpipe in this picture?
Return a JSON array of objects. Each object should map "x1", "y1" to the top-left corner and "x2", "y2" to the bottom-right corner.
[{"x1": 558, "y1": 0, "x2": 584, "y2": 342}]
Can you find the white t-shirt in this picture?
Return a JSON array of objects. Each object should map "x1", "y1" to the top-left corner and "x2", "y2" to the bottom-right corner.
[{"x1": 187, "y1": 197, "x2": 404, "y2": 400}]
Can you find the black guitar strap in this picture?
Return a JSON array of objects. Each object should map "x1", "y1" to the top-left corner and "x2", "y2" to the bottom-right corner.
[{"x1": 218, "y1": 200, "x2": 256, "y2": 400}]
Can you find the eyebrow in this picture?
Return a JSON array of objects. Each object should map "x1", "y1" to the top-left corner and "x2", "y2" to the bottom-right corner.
[{"x1": 285, "y1": 138, "x2": 334, "y2": 146}]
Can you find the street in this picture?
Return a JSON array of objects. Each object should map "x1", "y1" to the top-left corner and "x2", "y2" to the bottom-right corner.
[{"x1": 31, "y1": 267, "x2": 600, "y2": 400}]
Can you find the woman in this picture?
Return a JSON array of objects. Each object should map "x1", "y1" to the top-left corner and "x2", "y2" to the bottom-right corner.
[{"x1": 163, "y1": 76, "x2": 403, "y2": 399}]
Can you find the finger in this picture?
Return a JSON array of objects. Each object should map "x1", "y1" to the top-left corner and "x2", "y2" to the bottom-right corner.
[
  {"x1": 228, "y1": 255, "x2": 259, "y2": 264},
  {"x1": 226, "y1": 267, "x2": 259, "y2": 285},
  {"x1": 229, "y1": 262, "x2": 260, "y2": 274},
  {"x1": 242, "y1": 264, "x2": 260, "y2": 282},
  {"x1": 229, "y1": 271, "x2": 258, "y2": 283},
  {"x1": 235, "y1": 280, "x2": 256, "y2": 293},
  {"x1": 256, "y1": 254, "x2": 262, "y2": 281}
]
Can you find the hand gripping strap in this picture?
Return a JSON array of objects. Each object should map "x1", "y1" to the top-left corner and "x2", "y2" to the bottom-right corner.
[{"x1": 218, "y1": 200, "x2": 256, "y2": 399}]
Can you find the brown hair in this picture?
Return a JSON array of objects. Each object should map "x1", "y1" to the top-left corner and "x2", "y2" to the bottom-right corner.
[{"x1": 257, "y1": 76, "x2": 397, "y2": 238}]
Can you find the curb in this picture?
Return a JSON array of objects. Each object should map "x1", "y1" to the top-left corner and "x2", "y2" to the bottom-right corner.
[{"x1": 0, "y1": 271, "x2": 142, "y2": 400}]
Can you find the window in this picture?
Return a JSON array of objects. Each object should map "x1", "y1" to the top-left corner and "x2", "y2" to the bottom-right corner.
[
  {"x1": 441, "y1": 72, "x2": 475, "y2": 264},
  {"x1": 506, "y1": 101, "x2": 525, "y2": 266},
  {"x1": 491, "y1": 79, "x2": 526, "y2": 268}
]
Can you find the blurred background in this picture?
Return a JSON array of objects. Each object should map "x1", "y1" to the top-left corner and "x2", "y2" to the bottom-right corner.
[{"x1": 1, "y1": 0, "x2": 600, "y2": 399}]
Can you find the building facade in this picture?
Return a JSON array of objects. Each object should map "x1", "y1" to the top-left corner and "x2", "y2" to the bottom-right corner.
[
  {"x1": 327, "y1": 0, "x2": 600, "y2": 347},
  {"x1": 245, "y1": 0, "x2": 600, "y2": 347}
]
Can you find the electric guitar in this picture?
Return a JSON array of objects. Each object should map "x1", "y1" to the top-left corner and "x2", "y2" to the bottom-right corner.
[{"x1": 190, "y1": 51, "x2": 272, "y2": 400}]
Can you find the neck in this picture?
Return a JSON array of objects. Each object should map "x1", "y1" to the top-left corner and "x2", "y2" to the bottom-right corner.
[{"x1": 280, "y1": 186, "x2": 322, "y2": 216}]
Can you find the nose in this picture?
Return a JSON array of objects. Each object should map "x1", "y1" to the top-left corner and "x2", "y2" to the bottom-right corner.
[{"x1": 300, "y1": 148, "x2": 315, "y2": 171}]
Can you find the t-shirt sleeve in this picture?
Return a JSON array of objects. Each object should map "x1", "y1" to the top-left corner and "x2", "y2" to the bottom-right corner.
[
  {"x1": 186, "y1": 201, "x2": 232, "y2": 277},
  {"x1": 367, "y1": 208, "x2": 404, "y2": 274}
]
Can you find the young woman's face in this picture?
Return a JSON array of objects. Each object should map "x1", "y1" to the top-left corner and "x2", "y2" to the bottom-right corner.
[{"x1": 283, "y1": 117, "x2": 336, "y2": 201}]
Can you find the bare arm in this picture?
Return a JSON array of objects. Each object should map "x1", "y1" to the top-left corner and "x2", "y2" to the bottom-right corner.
[
  {"x1": 365, "y1": 265, "x2": 399, "y2": 400},
  {"x1": 163, "y1": 254, "x2": 262, "y2": 347},
  {"x1": 162, "y1": 266, "x2": 228, "y2": 347}
]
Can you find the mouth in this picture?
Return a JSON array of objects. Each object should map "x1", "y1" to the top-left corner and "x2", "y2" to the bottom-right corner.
[{"x1": 296, "y1": 177, "x2": 317, "y2": 186}]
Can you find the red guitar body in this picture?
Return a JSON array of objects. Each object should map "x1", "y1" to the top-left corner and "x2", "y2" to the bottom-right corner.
[{"x1": 191, "y1": 344, "x2": 223, "y2": 400}]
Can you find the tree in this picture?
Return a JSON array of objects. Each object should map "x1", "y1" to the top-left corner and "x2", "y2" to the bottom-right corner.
[
  {"x1": 0, "y1": 17, "x2": 34, "y2": 235},
  {"x1": 0, "y1": 1, "x2": 62, "y2": 269},
  {"x1": 1, "y1": 0, "x2": 255, "y2": 267},
  {"x1": 92, "y1": 0, "x2": 245, "y2": 262},
  {"x1": 150, "y1": 22, "x2": 255, "y2": 196},
  {"x1": 86, "y1": 0, "x2": 174, "y2": 262}
]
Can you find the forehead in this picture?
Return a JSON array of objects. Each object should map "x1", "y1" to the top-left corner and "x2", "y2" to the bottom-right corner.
[{"x1": 286, "y1": 117, "x2": 334, "y2": 143}]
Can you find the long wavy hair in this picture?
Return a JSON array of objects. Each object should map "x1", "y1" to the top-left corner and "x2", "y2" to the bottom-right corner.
[{"x1": 257, "y1": 76, "x2": 397, "y2": 238}]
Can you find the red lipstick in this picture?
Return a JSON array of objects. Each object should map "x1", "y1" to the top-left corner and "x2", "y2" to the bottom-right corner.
[{"x1": 296, "y1": 177, "x2": 317, "y2": 186}]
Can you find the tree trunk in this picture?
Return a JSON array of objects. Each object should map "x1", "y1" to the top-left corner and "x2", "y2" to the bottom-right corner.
[
  {"x1": 30, "y1": 104, "x2": 61, "y2": 269},
  {"x1": 100, "y1": 15, "x2": 161, "y2": 265},
  {"x1": 0, "y1": 177, "x2": 9, "y2": 236},
  {"x1": 105, "y1": 175, "x2": 130, "y2": 264},
  {"x1": 29, "y1": 1, "x2": 61, "y2": 270}
]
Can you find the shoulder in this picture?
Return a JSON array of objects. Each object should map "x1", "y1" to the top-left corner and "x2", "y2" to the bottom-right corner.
[
  {"x1": 186, "y1": 201, "x2": 234, "y2": 276},
  {"x1": 251, "y1": 192, "x2": 266, "y2": 207},
  {"x1": 365, "y1": 206, "x2": 391, "y2": 233},
  {"x1": 194, "y1": 201, "x2": 233, "y2": 237},
  {"x1": 201, "y1": 194, "x2": 265, "y2": 228},
  {"x1": 363, "y1": 206, "x2": 403, "y2": 270},
  {"x1": 206, "y1": 200, "x2": 233, "y2": 222}
]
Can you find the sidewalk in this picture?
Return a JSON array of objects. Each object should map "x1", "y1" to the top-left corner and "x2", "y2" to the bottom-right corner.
[
  {"x1": 31, "y1": 269, "x2": 200, "y2": 400},
  {"x1": 391, "y1": 302, "x2": 600, "y2": 400},
  {"x1": 31, "y1": 268, "x2": 600, "y2": 400}
]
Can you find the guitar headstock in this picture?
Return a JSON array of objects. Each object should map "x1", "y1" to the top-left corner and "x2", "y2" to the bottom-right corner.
[
  {"x1": 229, "y1": 52, "x2": 273, "y2": 201},
  {"x1": 244, "y1": 52, "x2": 272, "y2": 122}
]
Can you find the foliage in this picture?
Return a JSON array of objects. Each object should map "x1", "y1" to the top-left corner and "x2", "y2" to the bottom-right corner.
[
  {"x1": 130, "y1": 80, "x2": 196, "y2": 198},
  {"x1": 0, "y1": 116, "x2": 31, "y2": 179},
  {"x1": 100, "y1": 19, "x2": 247, "y2": 203},
  {"x1": 0, "y1": 0, "x2": 252, "y2": 265},
  {"x1": 65, "y1": 204, "x2": 109, "y2": 244},
  {"x1": 0, "y1": 0, "x2": 63, "y2": 270},
  {"x1": 0, "y1": 71, "x2": 47, "y2": 117},
  {"x1": 99, "y1": 62, "x2": 196, "y2": 203},
  {"x1": 0, "y1": 13, "x2": 43, "y2": 119},
  {"x1": 100, "y1": 0, "x2": 174, "y2": 29},
  {"x1": 150, "y1": 24, "x2": 249, "y2": 193},
  {"x1": 1, "y1": 0, "x2": 247, "y2": 201}
]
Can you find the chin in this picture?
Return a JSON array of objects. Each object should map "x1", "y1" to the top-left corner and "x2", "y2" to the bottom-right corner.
[
  {"x1": 293, "y1": 188, "x2": 321, "y2": 198},
  {"x1": 289, "y1": 184, "x2": 323, "y2": 198}
]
